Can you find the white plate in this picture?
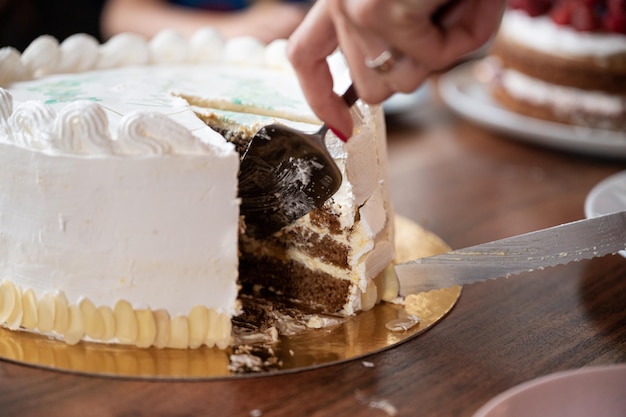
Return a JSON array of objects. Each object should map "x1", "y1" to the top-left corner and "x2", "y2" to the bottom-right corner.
[
  {"x1": 473, "y1": 364, "x2": 626, "y2": 417},
  {"x1": 438, "y1": 62, "x2": 626, "y2": 158},
  {"x1": 585, "y1": 170, "x2": 626, "y2": 258},
  {"x1": 383, "y1": 84, "x2": 430, "y2": 115}
]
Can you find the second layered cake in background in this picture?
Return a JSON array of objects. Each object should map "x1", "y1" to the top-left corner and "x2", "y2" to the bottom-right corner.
[{"x1": 485, "y1": 0, "x2": 626, "y2": 131}]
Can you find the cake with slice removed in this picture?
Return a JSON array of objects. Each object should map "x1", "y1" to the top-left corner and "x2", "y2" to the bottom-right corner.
[{"x1": 0, "y1": 28, "x2": 395, "y2": 349}]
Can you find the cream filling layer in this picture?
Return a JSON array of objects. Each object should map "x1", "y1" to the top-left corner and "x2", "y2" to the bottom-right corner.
[
  {"x1": 246, "y1": 203, "x2": 394, "y2": 316},
  {"x1": 500, "y1": 68, "x2": 625, "y2": 116}
]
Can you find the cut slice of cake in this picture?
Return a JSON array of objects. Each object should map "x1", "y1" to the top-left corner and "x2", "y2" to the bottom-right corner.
[{"x1": 198, "y1": 103, "x2": 394, "y2": 316}]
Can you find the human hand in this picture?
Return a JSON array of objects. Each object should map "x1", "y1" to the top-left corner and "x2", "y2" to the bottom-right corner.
[{"x1": 287, "y1": 0, "x2": 505, "y2": 139}]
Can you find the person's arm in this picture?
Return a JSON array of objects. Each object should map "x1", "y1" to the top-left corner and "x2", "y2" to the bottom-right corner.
[
  {"x1": 101, "y1": 0, "x2": 307, "y2": 44},
  {"x1": 287, "y1": 0, "x2": 505, "y2": 139}
]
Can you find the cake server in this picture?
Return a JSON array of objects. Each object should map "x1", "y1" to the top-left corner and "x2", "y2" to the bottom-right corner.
[
  {"x1": 395, "y1": 211, "x2": 626, "y2": 295},
  {"x1": 238, "y1": 84, "x2": 359, "y2": 239}
]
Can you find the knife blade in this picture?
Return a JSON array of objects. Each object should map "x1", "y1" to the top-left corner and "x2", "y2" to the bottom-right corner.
[{"x1": 395, "y1": 211, "x2": 626, "y2": 295}]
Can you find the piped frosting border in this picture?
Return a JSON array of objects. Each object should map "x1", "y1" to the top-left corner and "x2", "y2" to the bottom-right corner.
[{"x1": 0, "y1": 279, "x2": 232, "y2": 349}]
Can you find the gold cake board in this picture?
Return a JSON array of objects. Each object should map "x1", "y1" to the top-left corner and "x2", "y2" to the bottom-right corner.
[{"x1": 0, "y1": 216, "x2": 461, "y2": 379}]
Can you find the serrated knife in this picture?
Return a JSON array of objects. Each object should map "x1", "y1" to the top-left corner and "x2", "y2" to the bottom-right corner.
[{"x1": 395, "y1": 211, "x2": 626, "y2": 295}]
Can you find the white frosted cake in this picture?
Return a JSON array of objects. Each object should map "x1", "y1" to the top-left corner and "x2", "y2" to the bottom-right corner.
[
  {"x1": 485, "y1": 6, "x2": 626, "y2": 131},
  {"x1": 0, "y1": 29, "x2": 395, "y2": 349}
]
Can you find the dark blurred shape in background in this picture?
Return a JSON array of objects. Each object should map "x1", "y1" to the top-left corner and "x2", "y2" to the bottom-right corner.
[{"x1": 0, "y1": 0, "x2": 106, "y2": 50}]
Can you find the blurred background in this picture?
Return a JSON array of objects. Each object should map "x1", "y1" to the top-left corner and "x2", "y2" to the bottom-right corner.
[{"x1": 0, "y1": 0, "x2": 106, "y2": 51}]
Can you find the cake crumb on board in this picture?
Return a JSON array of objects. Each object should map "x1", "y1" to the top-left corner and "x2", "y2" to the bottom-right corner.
[{"x1": 355, "y1": 389, "x2": 398, "y2": 416}]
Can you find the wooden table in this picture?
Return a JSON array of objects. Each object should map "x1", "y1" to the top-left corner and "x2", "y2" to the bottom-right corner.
[{"x1": 2, "y1": 87, "x2": 625, "y2": 417}]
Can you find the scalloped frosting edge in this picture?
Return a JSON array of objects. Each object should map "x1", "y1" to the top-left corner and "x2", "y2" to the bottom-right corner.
[
  {"x1": 0, "y1": 29, "x2": 315, "y2": 156},
  {"x1": 0, "y1": 89, "x2": 214, "y2": 156},
  {"x1": 0, "y1": 279, "x2": 232, "y2": 349},
  {"x1": 0, "y1": 29, "x2": 294, "y2": 85}
]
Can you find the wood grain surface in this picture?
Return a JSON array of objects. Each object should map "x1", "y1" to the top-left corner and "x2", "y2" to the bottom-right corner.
[{"x1": 1, "y1": 84, "x2": 625, "y2": 417}]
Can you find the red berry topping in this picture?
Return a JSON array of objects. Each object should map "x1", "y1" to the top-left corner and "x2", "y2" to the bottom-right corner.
[
  {"x1": 570, "y1": 1, "x2": 600, "y2": 30},
  {"x1": 603, "y1": 12, "x2": 626, "y2": 32},
  {"x1": 509, "y1": 0, "x2": 626, "y2": 33},
  {"x1": 550, "y1": 1, "x2": 574, "y2": 25},
  {"x1": 509, "y1": 0, "x2": 553, "y2": 16},
  {"x1": 607, "y1": 0, "x2": 626, "y2": 14}
]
